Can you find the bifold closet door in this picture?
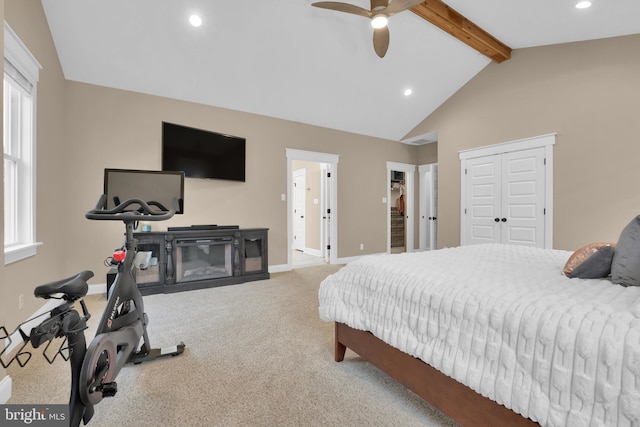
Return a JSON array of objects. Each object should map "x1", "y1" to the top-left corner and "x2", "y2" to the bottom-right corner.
[
  {"x1": 464, "y1": 155, "x2": 502, "y2": 245},
  {"x1": 501, "y1": 148, "x2": 545, "y2": 246},
  {"x1": 463, "y1": 147, "x2": 545, "y2": 247}
]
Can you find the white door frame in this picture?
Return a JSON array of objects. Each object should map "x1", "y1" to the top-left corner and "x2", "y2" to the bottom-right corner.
[
  {"x1": 459, "y1": 133, "x2": 555, "y2": 248},
  {"x1": 286, "y1": 149, "x2": 339, "y2": 268},
  {"x1": 386, "y1": 161, "x2": 415, "y2": 253},
  {"x1": 320, "y1": 163, "x2": 331, "y2": 263}
]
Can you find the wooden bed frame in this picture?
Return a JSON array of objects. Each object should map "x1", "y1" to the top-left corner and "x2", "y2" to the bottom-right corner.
[{"x1": 334, "y1": 322, "x2": 540, "y2": 427}]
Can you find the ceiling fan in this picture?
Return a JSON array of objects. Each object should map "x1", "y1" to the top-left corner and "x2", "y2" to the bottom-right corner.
[{"x1": 311, "y1": 0, "x2": 426, "y2": 58}]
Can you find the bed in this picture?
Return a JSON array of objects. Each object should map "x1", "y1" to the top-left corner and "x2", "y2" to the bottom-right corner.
[{"x1": 318, "y1": 243, "x2": 640, "y2": 427}]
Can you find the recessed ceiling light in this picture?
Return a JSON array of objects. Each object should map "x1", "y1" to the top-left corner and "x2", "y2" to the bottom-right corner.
[
  {"x1": 189, "y1": 14, "x2": 202, "y2": 27},
  {"x1": 575, "y1": 1, "x2": 591, "y2": 9},
  {"x1": 404, "y1": 88, "x2": 413, "y2": 96}
]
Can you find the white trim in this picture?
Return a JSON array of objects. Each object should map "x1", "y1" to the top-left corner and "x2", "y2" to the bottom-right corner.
[
  {"x1": 459, "y1": 133, "x2": 555, "y2": 248},
  {"x1": 88, "y1": 284, "x2": 106, "y2": 295},
  {"x1": 0, "y1": 375, "x2": 12, "y2": 404},
  {"x1": 4, "y1": 22, "x2": 42, "y2": 84},
  {"x1": 386, "y1": 161, "x2": 416, "y2": 173},
  {"x1": 336, "y1": 252, "x2": 386, "y2": 265},
  {"x1": 4, "y1": 22, "x2": 41, "y2": 265},
  {"x1": 268, "y1": 264, "x2": 290, "y2": 273},
  {"x1": 304, "y1": 247, "x2": 322, "y2": 257},
  {"x1": 4, "y1": 242, "x2": 43, "y2": 265},
  {"x1": 459, "y1": 133, "x2": 556, "y2": 160},
  {"x1": 286, "y1": 149, "x2": 339, "y2": 270},
  {"x1": 286, "y1": 148, "x2": 339, "y2": 164}
]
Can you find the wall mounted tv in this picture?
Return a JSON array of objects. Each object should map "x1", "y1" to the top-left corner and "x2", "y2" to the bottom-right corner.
[{"x1": 162, "y1": 121, "x2": 246, "y2": 182}]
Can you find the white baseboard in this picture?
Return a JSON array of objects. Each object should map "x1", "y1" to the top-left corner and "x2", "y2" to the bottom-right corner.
[
  {"x1": 303, "y1": 248, "x2": 322, "y2": 257},
  {"x1": 268, "y1": 264, "x2": 290, "y2": 273},
  {"x1": 88, "y1": 283, "x2": 106, "y2": 296},
  {"x1": 0, "y1": 375, "x2": 12, "y2": 403},
  {"x1": 335, "y1": 252, "x2": 386, "y2": 265}
]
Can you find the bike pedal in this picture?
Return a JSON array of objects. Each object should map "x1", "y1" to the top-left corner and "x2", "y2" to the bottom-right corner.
[{"x1": 97, "y1": 382, "x2": 118, "y2": 397}]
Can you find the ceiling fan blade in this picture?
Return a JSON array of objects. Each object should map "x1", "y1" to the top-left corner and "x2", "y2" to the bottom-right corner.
[
  {"x1": 385, "y1": 0, "x2": 425, "y2": 15},
  {"x1": 373, "y1": 26, "x2": 390, "y2": 58},
  {"x1": 311, "y1": 2, "x2": 373, "y2": 18}
]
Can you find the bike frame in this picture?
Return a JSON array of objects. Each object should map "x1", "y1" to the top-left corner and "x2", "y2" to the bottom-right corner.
[{"x1": 2, "y1": 172, "x2": 185, "y2": 427}]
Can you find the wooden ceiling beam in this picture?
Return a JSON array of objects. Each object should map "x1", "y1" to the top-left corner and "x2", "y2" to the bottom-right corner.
[{"x1": 410, "y1": 0, "x2": 512, "y2": 63}]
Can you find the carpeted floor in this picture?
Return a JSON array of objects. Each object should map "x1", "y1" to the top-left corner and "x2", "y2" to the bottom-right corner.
[{"x1": 6, "y1": 264, "x2": 458, "y2": 426}]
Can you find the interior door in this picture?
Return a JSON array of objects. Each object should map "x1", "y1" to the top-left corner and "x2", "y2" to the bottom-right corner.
[
  {"x1": 293, "y1": 169, "x2": 306, "y2": 251},
  {"x1": 464, "y1": 155, "x2": 502, "y2": 245},
  {"x1": 322, "y1": 164, "x2": 331, "y2": 263},
  {"x1": 428, "y1": 164, "x2": 438, "y2": 250},
  {"x1": 501, "y1": 148, "x2": 545, "y2": 246},
  {"x1": 419, "y1": 163, "x2": 438, "y2": 250},
  {"x1": 463, "y1": 147, "x2": 546, "y2": 247}
]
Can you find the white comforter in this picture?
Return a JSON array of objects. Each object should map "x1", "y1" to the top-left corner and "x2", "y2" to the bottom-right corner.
[{"x1": 318, "y1": 244, "x2": 640, "y2": 427}]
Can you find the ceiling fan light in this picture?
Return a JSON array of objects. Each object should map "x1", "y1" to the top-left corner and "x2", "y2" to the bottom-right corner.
[
  {"x1": 371, "y1": 14, "x2": 388, "y2": 29},
  {"x1": 189, "y1": 14, "x2": 202, "y2": 27}
]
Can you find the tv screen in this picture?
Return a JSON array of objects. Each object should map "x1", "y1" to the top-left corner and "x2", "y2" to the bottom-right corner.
[
  {"x1": 104, "y1": 169, "x2": 184, "y2": 214},
  {"x1": 162, "y1": 122, "x2": 246, "y2": 182}
]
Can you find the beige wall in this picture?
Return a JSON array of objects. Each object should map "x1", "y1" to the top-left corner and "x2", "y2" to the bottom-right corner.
[
  {"x1": 2, "y1": 0, "x2": 69, "y2": 332},
  {"x1": 0, "y1": 0, "x2": 418, "y2": 331},
  {"x1": 62, "y1": 82, "x2": 417, "y2": 278},
  {"x1": 407, "y1": 34, "x2": 640, "y2": 250}
]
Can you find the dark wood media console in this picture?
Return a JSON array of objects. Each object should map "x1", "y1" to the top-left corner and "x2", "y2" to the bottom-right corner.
[{"x1": 125, "y1": 226, "x2": 269, "y2": 295}]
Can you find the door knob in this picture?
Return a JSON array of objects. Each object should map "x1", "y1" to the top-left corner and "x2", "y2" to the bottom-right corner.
[
  {"x1": 501, "y1": 218, "x2": 507, "y2": 222},
  {"x1": 494, "y1": 218, "x2": 500, "y2": 222}
]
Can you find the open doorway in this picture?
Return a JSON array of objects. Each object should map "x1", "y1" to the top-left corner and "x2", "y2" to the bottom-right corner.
[
  {"x1": 386, "y1": 161, "x2": 415, "y2": 253},
  {"x1": 286, "y1": 149, "x2": 339, "y2": 270},
  {"x1": 291, "y1": 161, "x2": 327, "y2": 268},
  {"x1": 390, "y1": 170, "x2": 406, "y2": 253}
]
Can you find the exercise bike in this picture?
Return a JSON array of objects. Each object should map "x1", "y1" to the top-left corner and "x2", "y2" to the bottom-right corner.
[{"x1": 1, "y1": 188, "x2": 185, "y2": 426}]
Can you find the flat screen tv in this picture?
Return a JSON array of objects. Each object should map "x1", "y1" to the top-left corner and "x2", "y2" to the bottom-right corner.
[
  {"x1": 104, "y1": 168, "x2": 184, "y2": 214},
  {"x1": 162, "y1": 122, "x2": 246, "y2": 182}
]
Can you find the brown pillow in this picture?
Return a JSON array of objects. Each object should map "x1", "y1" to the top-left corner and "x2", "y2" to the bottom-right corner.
[{"x1": 563, "y1": 242, "x2": 616, "y2": 276}]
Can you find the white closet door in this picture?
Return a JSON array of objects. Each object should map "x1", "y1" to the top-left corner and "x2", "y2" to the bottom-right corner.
[
  {"x1": 465, "y1": 155, "x2": 502, "y2": 245},
  {"x1": 501, "y1": 148, "x2": 545, "y2": 246},
  {"x1": 463, "y1": 147, "x2": 546, "y2": 247}
]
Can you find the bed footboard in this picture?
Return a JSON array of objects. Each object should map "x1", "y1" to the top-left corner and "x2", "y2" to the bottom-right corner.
[{"x1": 334, "y1": 322, "x2": 539, "y2": 427}]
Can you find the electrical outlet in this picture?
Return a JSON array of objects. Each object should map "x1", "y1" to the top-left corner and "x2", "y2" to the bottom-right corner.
[
  {"x1": 18, "y1": 294, "x2": 24, "y2": 310},
  {"x1": 360, "y1": 243, "x2": 364, "y2": 251}
]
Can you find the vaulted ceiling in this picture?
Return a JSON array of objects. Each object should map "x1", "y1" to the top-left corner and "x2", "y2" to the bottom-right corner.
[{"x1": 41, "y1": 0, "x2": 640, "y2": 142}]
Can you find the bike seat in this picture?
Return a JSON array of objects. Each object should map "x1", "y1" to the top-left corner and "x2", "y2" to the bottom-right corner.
[{"x1": 34, "y1": 270, "x2": 94, "y2": 300}]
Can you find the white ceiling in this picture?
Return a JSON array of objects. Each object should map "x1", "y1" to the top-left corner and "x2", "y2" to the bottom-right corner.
[{"x1": 40, "y1": 0, "x2": 640, "y2": 142}]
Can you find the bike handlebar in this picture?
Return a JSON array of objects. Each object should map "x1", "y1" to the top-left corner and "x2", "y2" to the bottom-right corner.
[{"x1": 85, "y1": 194, "x2": 178, "y2": 222}]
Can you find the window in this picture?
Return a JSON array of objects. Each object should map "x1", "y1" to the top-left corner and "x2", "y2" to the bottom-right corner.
[{"x1": 3, "y1": 22, "x2": 42, "y2": 264}]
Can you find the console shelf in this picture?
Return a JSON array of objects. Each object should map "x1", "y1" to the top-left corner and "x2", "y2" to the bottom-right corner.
[{"x1": 121, "y1": 227, "x2": 269, "y2": 295}]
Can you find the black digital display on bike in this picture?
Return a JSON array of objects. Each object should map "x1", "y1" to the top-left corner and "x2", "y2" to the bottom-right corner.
[{"x1": 103, "y1": 169, "x2": 184, "y2": 214}]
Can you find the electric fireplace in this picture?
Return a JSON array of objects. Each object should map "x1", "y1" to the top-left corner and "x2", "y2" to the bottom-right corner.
[{"x1": 130, "y1": 227, "x2": 269, "y2": 295}]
